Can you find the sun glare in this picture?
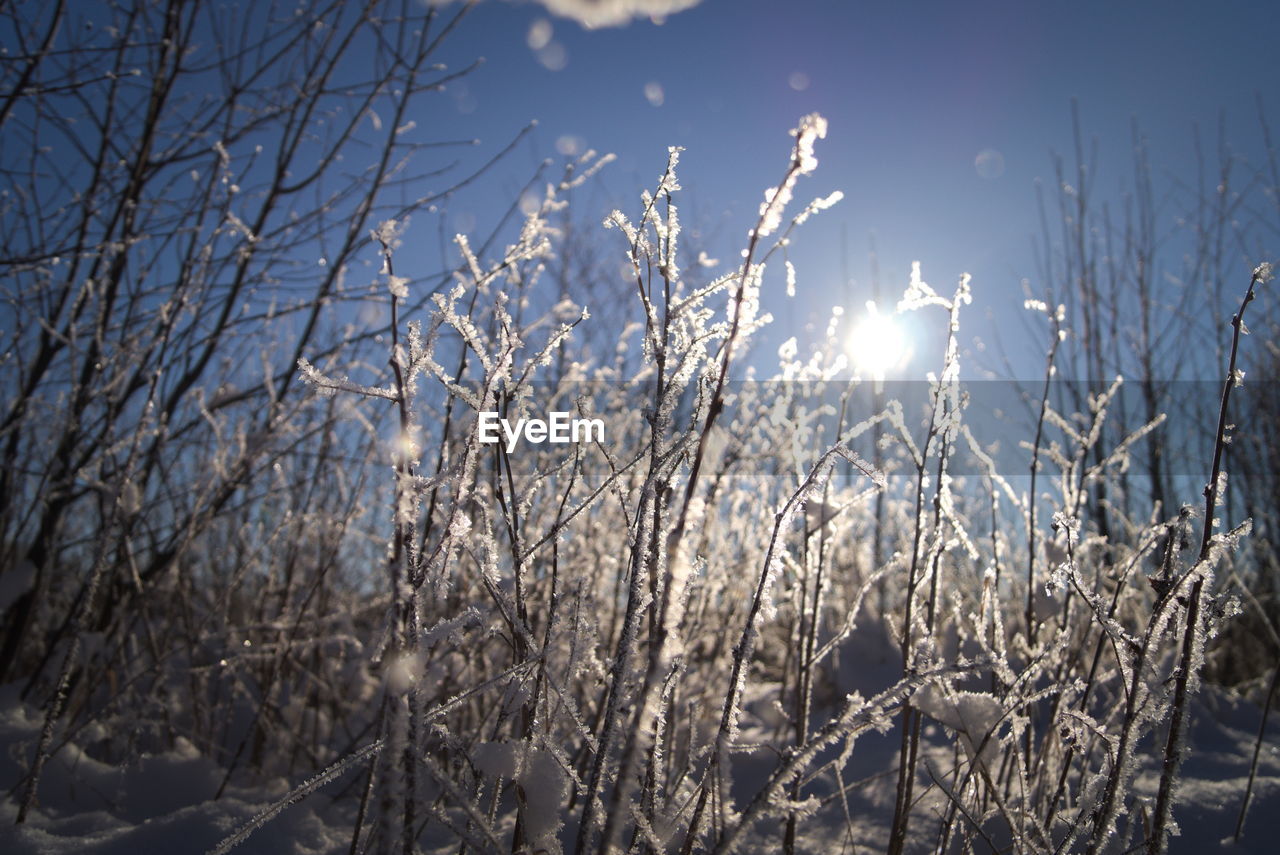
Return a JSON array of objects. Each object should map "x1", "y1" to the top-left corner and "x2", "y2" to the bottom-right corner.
[{"x1": 847, "y1": 301, "x2": 908, "y2": 380}]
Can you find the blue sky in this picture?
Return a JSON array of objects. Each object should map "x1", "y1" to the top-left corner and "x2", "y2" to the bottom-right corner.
[{"x1": 414, "y1": 0, "x2": 1280, "y2": 378}]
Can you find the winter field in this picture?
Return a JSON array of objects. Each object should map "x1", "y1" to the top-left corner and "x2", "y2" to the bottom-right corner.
[{"x1": 3, "y1": 2, "x2": 1280, "y2": 853}]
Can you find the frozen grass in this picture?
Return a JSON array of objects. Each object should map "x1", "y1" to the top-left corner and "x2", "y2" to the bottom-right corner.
[
  {"x1": 169, "y1": 119, "x2": 1269, "y2": 852},
  {"x1": 1, "y1": 6, "x2": 1278, "y2": 849}
]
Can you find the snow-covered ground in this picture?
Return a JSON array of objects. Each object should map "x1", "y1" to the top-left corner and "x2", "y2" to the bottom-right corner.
[{"x1": 2, "y1": 656, "x2": 1275, "y2": 854}]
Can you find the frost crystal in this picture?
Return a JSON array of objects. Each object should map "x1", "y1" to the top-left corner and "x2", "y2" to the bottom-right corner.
[
  {"x1": 374, "y1": 218, "x2": 406, "y2": 251},
  {"x1": 914, "y1": 685, "x2": 1004, "y2": 766},
  {"x1": 757, "y1": 185, "x2": 789, "y2": 238},
  {"x1": 1046, "y1": 561, "x2": 1073, "y2": 596},
  {"x1": 1051, "y1": 510, "x2": 1080, "y2": 547},
  {"x1": 778, "y1": 336, "x2": 798, "y2": 361},
  {"x1": 792, "y1": 112, "x2": 828, "y2": 175},
  {"x1": 755, "y1": 113, "x2": 828, "y2": 237}
]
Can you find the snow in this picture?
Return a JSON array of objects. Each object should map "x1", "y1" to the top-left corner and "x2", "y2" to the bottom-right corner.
[
  {"x1": 912, "y1": 685, "x2": 1006, "y2": 767},
  {"x1": 0, "y1": 688, "x2": 356, "y2": 854}
]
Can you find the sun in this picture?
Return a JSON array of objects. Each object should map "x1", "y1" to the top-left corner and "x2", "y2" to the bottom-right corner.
[{"x1": 847, "y1": 301, "x2": 908, "y2": 381}]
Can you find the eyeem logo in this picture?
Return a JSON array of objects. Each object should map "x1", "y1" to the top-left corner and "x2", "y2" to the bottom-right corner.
[{"x1": 478, "y1": 411, "x2": 604, "y2": 453}]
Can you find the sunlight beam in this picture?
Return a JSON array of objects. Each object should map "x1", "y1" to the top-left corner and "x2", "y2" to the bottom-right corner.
[{"x1": 847, "y1": 300, "x2": 908, "y2": 381}]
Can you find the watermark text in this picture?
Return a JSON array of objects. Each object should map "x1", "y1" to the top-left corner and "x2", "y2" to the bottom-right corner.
[{"x1": 478, "y1": 411, "x2": 604, "y2": 453}]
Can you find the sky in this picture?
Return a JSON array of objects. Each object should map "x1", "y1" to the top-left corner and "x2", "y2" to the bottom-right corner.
[{"x1": 412, "y1": 0, "x2": 1280, "y2": 379}]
